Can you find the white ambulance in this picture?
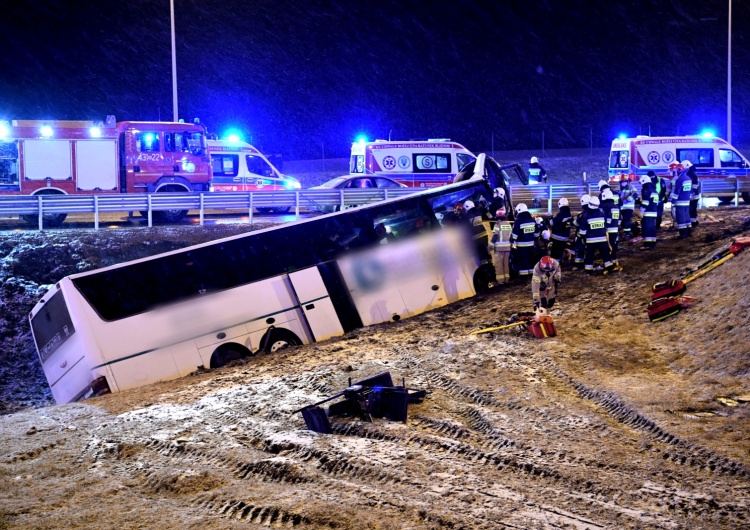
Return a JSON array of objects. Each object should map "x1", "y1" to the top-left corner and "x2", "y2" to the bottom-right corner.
[
  {"x1": 609, "y1": 135, "x2": 749, "y2": 180},
  {"x1": 349, "y1": 139, "x2": 476, "y2": 188},
  {"x1": 207, "y1": 139, "x2": 301, "y2": 213}
]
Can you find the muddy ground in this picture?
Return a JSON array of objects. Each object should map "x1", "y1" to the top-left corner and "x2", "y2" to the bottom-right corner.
[{"x1": 1, "y1": 203, "x2": 750, "y2": 529}]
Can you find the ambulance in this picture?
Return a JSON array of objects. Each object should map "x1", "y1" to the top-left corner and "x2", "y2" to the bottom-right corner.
[
  {"x1": 207, "y1": 139, "x2": 301, "y2": 213},
  {"x1": 349, "y1": 139, "x2": 476, "y2": 188},
  {"x1": 609, "y1": 135, "x2": 749, "y2": 179}
]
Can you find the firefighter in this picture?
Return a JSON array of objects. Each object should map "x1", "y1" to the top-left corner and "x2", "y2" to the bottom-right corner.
[
  {"x1": 528, "y1": 156, "x2": 548, "y2": 183},
  {"x1": 532, "y1": 255, "x2": 562, "y2": 310},
  {"x1": 647, "y1": 170, "x2": 667, "y2": 230},
  {"x1": 572, "y1": 194, "x2": 590, "y2": 269},
  {"x1": 598, "y1": 179, "x2": 619, "y2": 206},
  {"x1": 511, "y1": 203, "x2": 538, "y2": 278},
  {"x1": 489, "y1": 187, "x2": 507, "y2": 218},
  {"x1": 601, "y1": 187, "x2": 621, "y2": 271},
  {"x1": 671, "y1": 162, "x2": 693, "y2": 238},
  {"x1": 619, "y1": 176, "x2": 637, "y2": 240},
  {"x1": 549, "y1": 197, "x2": 572, "y2": 260},
  {"x1": 639, "y1": 175, "x2": 658, "y2": 249},
  {"x1": 684, "y1": 160, "x2": 700, "y2": 227},
  {"x1": 489, "y1": 210, "x2": 513, "y2": 284},
  {"x1": 580, "y1": 196, "x2": 613, "y2": 273}
]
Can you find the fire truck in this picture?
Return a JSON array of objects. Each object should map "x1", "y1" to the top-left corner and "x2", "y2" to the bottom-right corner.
[{"x1": 0, "y1": 116, "x2": 211, "y2": 224}]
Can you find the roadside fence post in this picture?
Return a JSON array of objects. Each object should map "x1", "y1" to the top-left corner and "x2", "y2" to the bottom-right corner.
[
  {"x1": 37, "y1": 195, "x2": 43, "y2": 231},
  {"x1": 249, "y1": 192, "x2": 254, "y2": 224},
  {"x1": 199, "y1": 193, "x2": 204, "y2": 226},
  {"x1": 94, "y1": 196, "x2": 99, "y2": 230}
]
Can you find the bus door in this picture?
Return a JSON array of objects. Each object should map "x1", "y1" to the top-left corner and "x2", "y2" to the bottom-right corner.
[{"x1": 288, "y1": 266, "x2": 345, "y2": 342}]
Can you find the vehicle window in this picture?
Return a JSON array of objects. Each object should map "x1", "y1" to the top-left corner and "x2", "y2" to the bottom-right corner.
[
  {"x1": 0, "y1": 140, "x2": 19, "y2": 187},
  {"x1": 609, "y1": 150, "x2": 628, "y2": 168},
  {"x1": 456, "y1": 153, "x2": 476, "y2": 172},
  {"x1": 350, "y1": 155, "x2": 364, "y2": 173},
  {"x1": 374, "y1": 178, "x2": 400, "y2": 188},
  {"x1": 135, "y1": 132, "x2": 160, "y2": 153},
  {"x1": 676, "y1": 148, "x2": 713, "y2": 167},
  {"x1": 346, "y1": 178, "x2": 374, "y2": 188},
  {"x1": 719, "y1": 149, "x2": 744, "y2": 168},
  {"x1": 246, "y1": 155, "x2": 275, "y2": 177},
  {"x1": 211, "y1": 154, "x2": 238, "y2": 177},
  {"x1": 414, "y1": 154, "x2": 451, "y2": 173}
]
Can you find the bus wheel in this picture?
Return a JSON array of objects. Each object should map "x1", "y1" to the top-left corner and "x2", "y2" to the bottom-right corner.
[
  {"x1": 473, "y1": 265, "x2": 497, "y2": 293},
  {"x1": 210, "y1": 343, "x2": 252, "y2": 369},
  {"x1": 260, "y1": 328, "x2": 301, "y2": 354},
  {"x1": 742, "y1": 192, "x2": 750, "y2": 205}
]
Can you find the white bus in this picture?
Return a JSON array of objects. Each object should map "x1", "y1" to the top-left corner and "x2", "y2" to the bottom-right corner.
[{"x1": 30, "y1": 179, "x2": 506, "y2": 404}]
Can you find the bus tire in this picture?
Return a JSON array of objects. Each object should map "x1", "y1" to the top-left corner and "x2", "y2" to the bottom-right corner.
[
  {"x1": 210, "y1": 342, "x2": 252, "y2": 369},
  {"x1": 259, "y1": 328, "x2": 302, "y2": 354},
  {"x1": 742, "y1": 192, "x2": 750, "y2": 205},
  {"x1": 473, "y1": 265, "x2": 497, "y2": 293}
]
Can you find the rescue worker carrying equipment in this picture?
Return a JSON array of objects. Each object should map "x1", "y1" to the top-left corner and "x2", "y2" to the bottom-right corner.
[
  {"x1": 511, "y1": 203, "x2": 539, "y2": 277},
  {"x1": 532, "y1": 255, "x2": 562, "y2": 310}
]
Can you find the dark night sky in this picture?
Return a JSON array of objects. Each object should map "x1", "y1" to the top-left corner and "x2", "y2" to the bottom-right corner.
[{"x1": 1, "y1": 0, "x2": 748, "y2": 159}]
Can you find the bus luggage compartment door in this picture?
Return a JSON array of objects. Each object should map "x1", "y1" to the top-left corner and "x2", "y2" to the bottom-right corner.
[{"x1": 288, "y1": 267, "x2": 345, "y2": 342}]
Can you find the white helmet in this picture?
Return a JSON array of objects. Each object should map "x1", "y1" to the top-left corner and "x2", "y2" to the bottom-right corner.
[
  {"x1": 530, "y1": 156, "x2": 539, "y2": 164},
  {"x1": 464, "y1": 200, "x2": 475, "y2": 210},
  {"x1": 681, "y1": 160, "x2": 693, "y2": 169},
  {"x1": 601, "y1": 188, "x2": 614, "y2": 201},
  {"x1": 580, "y1": 194, "x2": 590, "y2": 206},
  {"x1": 598, "y1": 179, "x2": 609, "y2": 190},
  {"x1": 535, "y1": 216, "x2": 543, "y2": 224},
  {"x1": 588, "y1": 196, "x2": 601, "y2": 208},
  {"x1": 541, "y1": 229, "x2": 551, "y2": 240},
  {"x1": 640, "y1": 175, "x2": 651, "y2": 184},
  {"x1": 515, "y1": 203, "x2": 528, "y2": 214},
  {"x1": 558, "y1": 197, "x2": 569, "y2": 207},
  {"x1": 494, "y1": 187, "x2": 506, "y2": 198}
]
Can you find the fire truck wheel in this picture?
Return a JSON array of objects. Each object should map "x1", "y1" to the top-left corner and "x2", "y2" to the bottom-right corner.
[
  {"x1": 21, "y1": 191, "x2": 67, "y2": 227},
  {"x1": 210, "y1": 343, "x2": 252, "y2": 369}
]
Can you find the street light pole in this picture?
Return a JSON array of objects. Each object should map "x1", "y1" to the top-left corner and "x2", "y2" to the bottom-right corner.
[
  {"x1": 728, "y1": 0, "x2": 732, "y2": 144},
  {"x1": 170, "y1": 0, "x2": 178, "y2": 122}
]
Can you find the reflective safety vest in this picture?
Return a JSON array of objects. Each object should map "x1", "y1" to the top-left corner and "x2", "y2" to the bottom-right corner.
[
  {"x1": 511, "y1": 211, "x2": 538, "y2": 247},
  {"x1": 640, "y1": 183, "x2": 658, "y2": 217},
  {"x1": 490, "y1": 222, "x2": 513, "y2": 251},
  {"x1": 602, "y1": 200, "x2": 620, "y2": 234},
  {"x1": 670, "y1": 173, "x2": 692, "y2": 207},
  {"x1": 580, "y1": 208, "x2": 607, "y2": 243}
]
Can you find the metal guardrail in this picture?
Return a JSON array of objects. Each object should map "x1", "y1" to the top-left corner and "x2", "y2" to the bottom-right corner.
[
  {"x1": 0, "y1": 188, "x2": 419, "y2": 230},
  {"x1": 1, "y1": 178, "x2": 748, "y2": 230}
]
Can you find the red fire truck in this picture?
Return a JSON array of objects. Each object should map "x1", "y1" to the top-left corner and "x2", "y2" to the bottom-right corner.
[{"x1": 0, "y1": 116, "x2": 211, "y2": 224}]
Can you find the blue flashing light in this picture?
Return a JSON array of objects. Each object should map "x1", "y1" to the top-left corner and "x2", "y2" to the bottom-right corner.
[
  {"x1": 617, "y1": 133, "x2": 627, "y2": 140},
  {"x1": 356, "y1": 135, "x2": 367, "y2": 144},
  {"x1": 223, "y1": 129, "x2": 244, "y2": 143},
  {"x1": 144, "y1": 133, "x2": 155, "y2": 144},
  {"x1": 0, "y1": 123, "x2": 8, "y2": 139},
  {"x1": 700, "y1": 130, "x2": 715, "y2": 138},
  {"x1": 89, "y1": 126, "x2": 102, "y2": 138},
  {"x1": 40, "y1": 125, "x2": 53, "y2": 138}
]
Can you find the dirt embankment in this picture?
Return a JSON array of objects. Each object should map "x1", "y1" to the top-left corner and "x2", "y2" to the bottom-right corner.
[{"x1": 1, "y1": 209, "x2": 750, "y2": 529}]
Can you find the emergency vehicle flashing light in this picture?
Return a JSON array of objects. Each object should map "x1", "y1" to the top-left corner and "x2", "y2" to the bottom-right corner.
[
  {"x1": 700, "y1": 130, "x2": 715, "y2": 138},
  {"x1": 40, "y1": 125, "x2": 53, "y2": 137},
  {"x1": 0, "y1": 122, "x2": 8, "y2": 139},
  {"x1": 356, "y1": 135, "x2": 367, "y2": 144},
  {"x1": 618, "y1": 133, "x2": 627, "y2": 140},
  {"x1": 89, "y1": 127, "x2": 102, "y2": 138}
]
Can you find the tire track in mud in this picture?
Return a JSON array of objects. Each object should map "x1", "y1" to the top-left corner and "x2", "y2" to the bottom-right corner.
[
  {"x1": 534, "y1": 356, "x2": 750, "y2": 478},
  {"x1": 390, "y1": 349, "x2": 750, "y2": 527}
]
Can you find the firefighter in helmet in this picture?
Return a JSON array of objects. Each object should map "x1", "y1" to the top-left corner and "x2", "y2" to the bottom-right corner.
[{"x1": 532, "y1": 255, "x2": 562, "y2": 310}]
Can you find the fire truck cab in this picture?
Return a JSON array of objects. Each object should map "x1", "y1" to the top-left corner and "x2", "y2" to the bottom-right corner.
[
  {"x1": 207, "y1": 139, "x2": 301, "y2": 214},
  {"x1": 0, "y1": 116, "x2": 211, "y2": 224},
  {"x1": 349, "y1": 139, "x2": 476, "y2": 188}
]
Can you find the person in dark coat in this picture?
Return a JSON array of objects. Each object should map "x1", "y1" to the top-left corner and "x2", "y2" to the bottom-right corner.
[
  {"x1": 639, "y1": 175, "x2": 658, "y2": 249},
  {"x1": 671, "y1": 162, "x2": 693, "y2": 238},
  {"x1": 549, "y1": 197, "x2": 572, "y2": 260},
  {"x1": 685, "y1": 160, "x2": 700, "y2": 227},
  {"x1": 528, "y1": 156, "x2": 547, "y2": 183},
  {"x1": 510, "y1": 203, "x2": 538, "y2": 278}
]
